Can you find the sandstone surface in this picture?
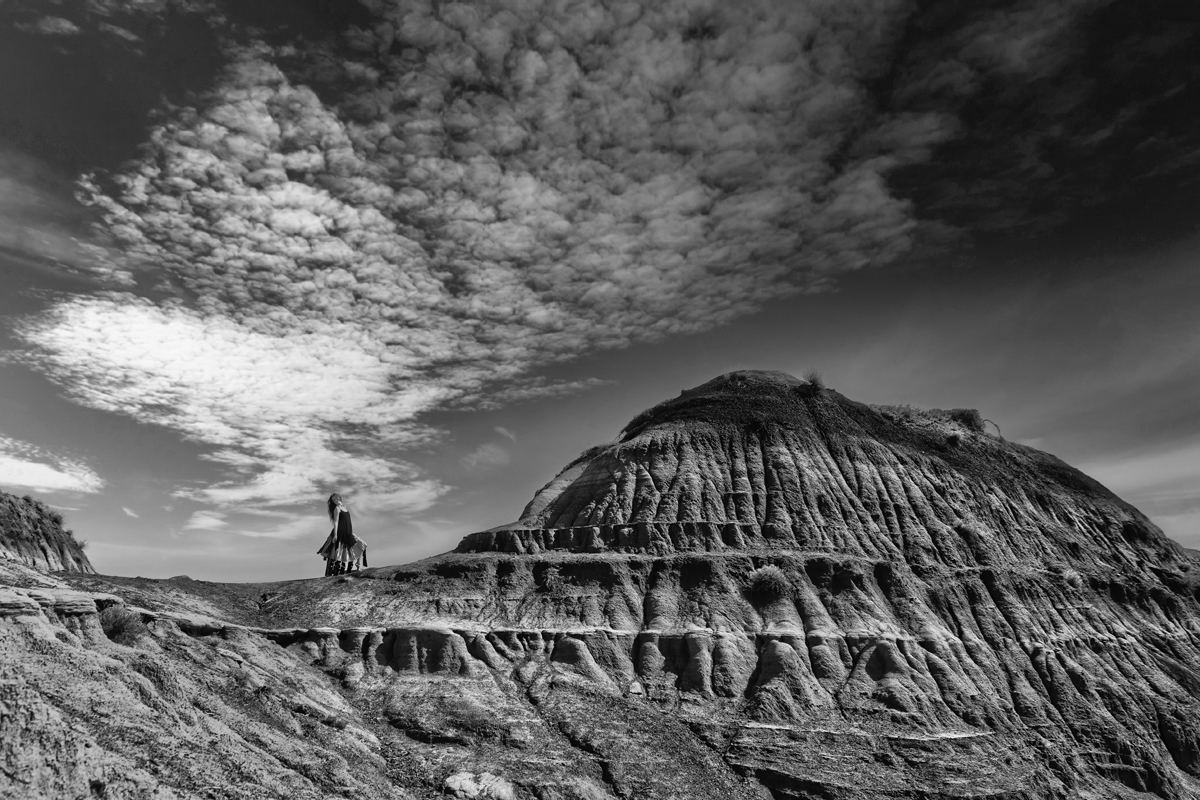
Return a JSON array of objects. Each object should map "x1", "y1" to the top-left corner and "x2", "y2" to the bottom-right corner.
[
  {"x1": 3, "y1": 371, "x2": 1199, "y2": 799},
  {"x1": 0, "y1": 491, "x2": 94, "y2": 574}
]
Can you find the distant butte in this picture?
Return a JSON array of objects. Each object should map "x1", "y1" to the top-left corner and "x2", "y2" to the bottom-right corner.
[{"x1": 4, "y1": 371, "x2": 1200, "y2": 799}]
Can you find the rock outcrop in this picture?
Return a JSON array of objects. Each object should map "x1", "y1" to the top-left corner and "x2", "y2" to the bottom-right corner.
[
  {"x1": 3, "y1": 371, "x2": 1199, "y2": 799},
  {"x1": 0, "y1": 491, "x2": 93, "y2": 573}
]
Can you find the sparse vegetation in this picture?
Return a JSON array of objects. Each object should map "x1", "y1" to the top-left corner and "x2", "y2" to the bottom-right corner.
[
  {"x1": 802, "y1": 369, "x2": 824, "y2": 391},
  {"x1": 390, "y1": 696, "x2": 510, "y2": 745},
  {"x1": 948, "y1": 408, "x2": 985, "y2": 433},
  {"x1": 748, "y1": 565, "x2": 792, "y2": 604},
  {"x1": 618, "y1": 371, "x2": 825, "y2": 441},
  {"x1": 537, "y1": 564, "x2": 569, "y2": 596},
  {"x1": 99, "y1": 605, "x2": 149, "y2": 646},
  {"x1": 874, "y1": 404, "x2": 993, "y2": 438}
]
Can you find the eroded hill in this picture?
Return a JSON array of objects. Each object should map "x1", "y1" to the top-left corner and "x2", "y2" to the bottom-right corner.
[
  {"x1": 3, "y1": 371, "x2": 1200, "y2": 799},
  {"x1": 0, "y1": 491, "x2": 93, "y2": 574}
]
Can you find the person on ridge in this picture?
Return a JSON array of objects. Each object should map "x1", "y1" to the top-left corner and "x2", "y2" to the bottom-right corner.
[{"x1": 317, "y1": 493, "x2": 367, "y2": 576}]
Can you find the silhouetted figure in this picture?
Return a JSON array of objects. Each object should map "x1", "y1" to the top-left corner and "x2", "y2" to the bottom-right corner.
[{"x1": 317, "y1": 493, "x2": 367, "y2": 576}]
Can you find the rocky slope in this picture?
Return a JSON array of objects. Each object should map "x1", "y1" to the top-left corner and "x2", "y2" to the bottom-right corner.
[
  {"x1": 3, "y1": 371, "x2": 1200, "y2": 799},
  {"x1": 0, "y1": 490, "x2": 93, "y2": 573}
]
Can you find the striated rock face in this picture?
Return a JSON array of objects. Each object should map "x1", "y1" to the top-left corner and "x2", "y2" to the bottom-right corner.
[
  {"x1": 459, "y1": 371, "x2": 1173, "y2": 569},
  {"x1": 3, "y1": 370, "x2": 1199, "y2": 799},
  {"x1": 0, "y1": 491, "x2": 93, "y2": 574}
]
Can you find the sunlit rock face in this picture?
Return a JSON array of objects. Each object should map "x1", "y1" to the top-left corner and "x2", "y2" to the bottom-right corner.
[
  {"x1": 0, "y1": 491, "x2": 93, "y2": 573},
  {"x1": 461, "y1": 370, "x2": 1172, "y2": 567},
  {"x1": 4, "y1": 372, "x2": 1200, "y2": 799}
]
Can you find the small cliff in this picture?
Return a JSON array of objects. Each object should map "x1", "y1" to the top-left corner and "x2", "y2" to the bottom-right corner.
[{"x1": 0, "y1": 491, "x2": 93, "y2": 574}]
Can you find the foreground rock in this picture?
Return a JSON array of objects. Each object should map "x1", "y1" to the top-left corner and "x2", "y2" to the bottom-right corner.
[{"x1": 3, "y1": 371, "x2": 1199, "y2": 798}]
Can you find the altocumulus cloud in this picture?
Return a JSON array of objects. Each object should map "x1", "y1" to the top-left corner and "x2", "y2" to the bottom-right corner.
[
  {"x1": 18, "y1": 294, "x2": 445, "y2": 511},
  {"x1": 13, "y1": 0, "x2": 1143, "y2": 525}
]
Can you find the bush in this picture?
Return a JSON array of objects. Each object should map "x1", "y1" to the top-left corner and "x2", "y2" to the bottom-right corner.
[
  {"x1": 536, "y1": 564, "x2": 568, "y2": 596},
  {"x1": 802, "y1": 369, "x2": 824, "y2": 391},
  {"x1": 748, "y1": 565, "x2": 792, "y2": 604},
  {"x1": 99, "y1": 606, "x2": 149, "y2": 646},
  {"x1": 948, "y1": 408, "x2": 985, "y2": 433}
]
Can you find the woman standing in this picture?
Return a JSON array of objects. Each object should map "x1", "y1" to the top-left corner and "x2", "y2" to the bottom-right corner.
[{"x1": 317, "y1": 493, "x2": 368, "y2": 576}]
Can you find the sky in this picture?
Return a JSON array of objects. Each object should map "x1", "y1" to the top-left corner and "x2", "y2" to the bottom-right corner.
[{"x1": 0, "y1": 0, "x2": 1197, "y2": 581}]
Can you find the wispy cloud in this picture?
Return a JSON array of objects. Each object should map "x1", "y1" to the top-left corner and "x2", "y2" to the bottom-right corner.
[
  {"x1": 1079, "y1": 439, "x2": 1200, "y2": 549},
  {"x1": 184, "y1": 510, "x2": 227, "y2": 531},
  {"x1": 495, "y1": 427, "x2": 516, "y2": 442},
  {"x1": 0, "y1": 434, "x2": 103, "y2": 494},
  {"x1": 122, "y1": 506, "x2": 139, "y2": 518},
  {"x1": 21, "y1": 16, "x2": 82, "y2": 36},
  {"x1": 0, "y1": 147, "x2": 132, "y2": 283},
  {"x1": 462, "y1": 443, "x2": 511, "y2": 471}
]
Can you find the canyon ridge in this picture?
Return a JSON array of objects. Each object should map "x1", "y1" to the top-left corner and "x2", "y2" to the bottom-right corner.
[{"x1": 2, "y1": 370, "x2": 1199, "y2": 800}]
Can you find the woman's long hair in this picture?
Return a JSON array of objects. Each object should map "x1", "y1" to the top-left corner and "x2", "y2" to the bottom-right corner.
[{"x1": 327, "y1": 493, "x2": 342, "y2": 522}]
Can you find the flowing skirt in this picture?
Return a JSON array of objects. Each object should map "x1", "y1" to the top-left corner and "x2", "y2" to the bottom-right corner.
[{"x1": 317, "y1": 531, "x2": 368, "y2": 575}]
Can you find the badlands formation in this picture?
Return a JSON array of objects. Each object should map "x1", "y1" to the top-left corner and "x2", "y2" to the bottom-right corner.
[{"x1": 3, "y1": 370, "x2": 1200, "y2": 799}]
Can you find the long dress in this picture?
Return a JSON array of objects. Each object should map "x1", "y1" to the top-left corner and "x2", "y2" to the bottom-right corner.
[{"x1": 317, "y1": 508, "x2": 367, "y2": 575}]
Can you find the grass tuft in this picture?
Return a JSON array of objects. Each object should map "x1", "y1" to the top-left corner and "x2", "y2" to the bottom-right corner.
[{"x1": 99, "y1": 606, "x2": 149, "y2": 646}]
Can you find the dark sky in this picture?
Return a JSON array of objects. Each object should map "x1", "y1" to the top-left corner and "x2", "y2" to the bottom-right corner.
[{"x1": 0, "y1": 0, "x2": 1197, "y2": 580}]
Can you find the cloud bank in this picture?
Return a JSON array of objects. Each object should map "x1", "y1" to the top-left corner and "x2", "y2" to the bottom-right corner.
[
  {"x1": 11, "y1": 0, "x2": 1194, "y2": 529},
  {"x1": 18, "y1": 0, "x2": 944, "y2": 518}
]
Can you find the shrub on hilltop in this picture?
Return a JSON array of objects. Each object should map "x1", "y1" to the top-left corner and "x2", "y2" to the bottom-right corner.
[{"x1": 948, "y1": 408, "x2": 986, "y2": 433}]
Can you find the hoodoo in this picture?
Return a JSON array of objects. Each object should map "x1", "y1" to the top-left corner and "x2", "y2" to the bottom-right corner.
[{"x1": 4, "y1": 371, "x2": 1199, "y2": 800}]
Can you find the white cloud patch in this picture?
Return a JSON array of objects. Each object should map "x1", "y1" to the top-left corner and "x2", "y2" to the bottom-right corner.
[
  {"x1": 0, "y1": 435, "x2": 104, "y2": 494},
  {"x1": 18, "y1": 294, "x2": 445, "y2": 512},
  {"x1": 184, "y1": 510, "x2": 227, "y2": 531},
  {"x1": 25, "y1": 17, "x2": 82, "y2": 36},
  {"x1": 495, "y1": 426, "x2": 516, "y2": 442},
  {"x1": 122, "y1": 507, "x2": 140, "y2": 518}
]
